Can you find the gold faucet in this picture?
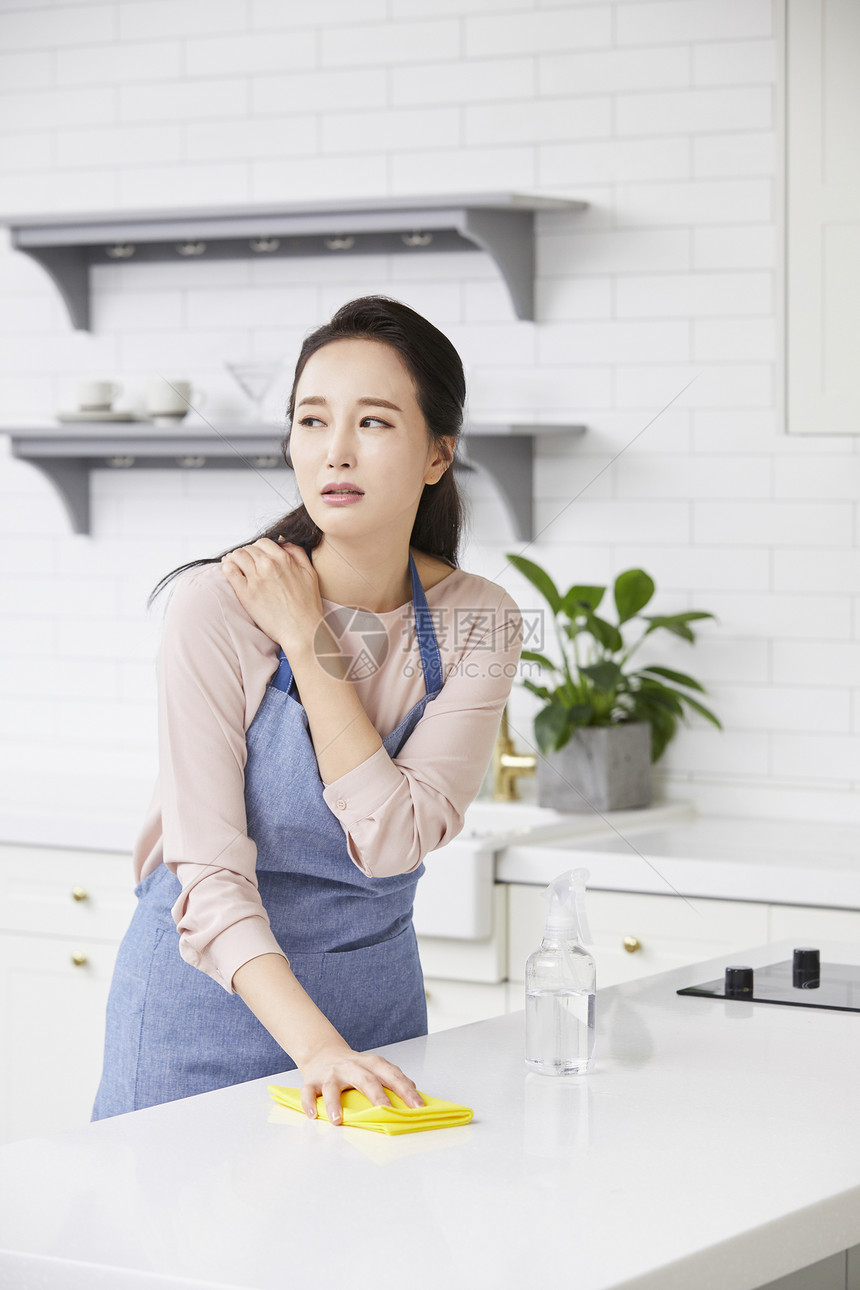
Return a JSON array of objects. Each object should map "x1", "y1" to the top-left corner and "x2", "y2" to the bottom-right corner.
[{"x1": 492, "y1": 705, "x2": 537, "y2": 801}]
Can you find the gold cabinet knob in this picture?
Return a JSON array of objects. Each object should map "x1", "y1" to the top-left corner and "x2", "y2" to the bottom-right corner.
[
  {"x1": 71, "y1": 887, "x2": 89, "y2": 902},
  {"x1": 424, "y1": 987, "x2": 432, "y2": 1001},
  {"x1": 623, "y1": 936, "x2": 642, "y2": 954},
  {"x1": 71, "y1": 951, "x2": 88, "y2": 967}
]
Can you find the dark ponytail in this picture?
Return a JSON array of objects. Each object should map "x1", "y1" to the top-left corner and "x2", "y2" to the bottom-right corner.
[{"x1": 146, "y1": 294, "x2": 467, "y2": 610}]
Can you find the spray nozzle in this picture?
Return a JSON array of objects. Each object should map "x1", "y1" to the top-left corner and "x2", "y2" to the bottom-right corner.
[{"x1": 543, "y1": 867, "x2": 592, "y2": 944}]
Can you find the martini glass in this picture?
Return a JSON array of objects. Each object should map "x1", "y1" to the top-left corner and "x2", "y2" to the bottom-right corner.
[{"x1": 224, "y1": 360, "x2": 284, "y2": 424}]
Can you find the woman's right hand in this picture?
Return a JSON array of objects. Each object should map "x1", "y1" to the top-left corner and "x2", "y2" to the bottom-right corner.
[{"x1": 299, "y1": 1041, "x2": 425, "y2": 1125}]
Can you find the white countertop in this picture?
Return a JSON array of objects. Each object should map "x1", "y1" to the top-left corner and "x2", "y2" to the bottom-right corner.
[
  {"x1": 1, "y1": 937, "x2": 860, "y2": 1290},
  {"x1": 497, "y1": 814, "x2": 860, "y2": 908}
]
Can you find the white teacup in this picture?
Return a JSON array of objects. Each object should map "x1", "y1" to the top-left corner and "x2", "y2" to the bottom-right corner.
[
  {"x1": 77, "y1": 379, "x2": 121, "y2": 411},
  {"x1": 145, "y1": 378, "x2": 205, "y2": 423}
]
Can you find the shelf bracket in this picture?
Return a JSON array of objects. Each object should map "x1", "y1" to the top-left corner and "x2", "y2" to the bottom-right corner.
[
  {"x1": 26, "y1": 246, "x2": 91, "y2": 332},
  {"x1": 459, "y1": 209, "x2": 534, "y2": 321},
  {"x1": 33, "y1": 457, "x2": 90, "y2": 534},
  {"x1": 461, "y1": 435, "x2": 535, "y2": 540}
]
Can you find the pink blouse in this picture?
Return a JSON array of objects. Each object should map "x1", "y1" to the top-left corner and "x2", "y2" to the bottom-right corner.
[{"x1": 131, "y1": 557, "x2": 524, "y2": 994}]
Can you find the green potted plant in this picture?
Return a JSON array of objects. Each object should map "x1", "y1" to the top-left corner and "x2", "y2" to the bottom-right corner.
[{"x1": 506, "y1": 556, "x2": 722, "y2": 812}]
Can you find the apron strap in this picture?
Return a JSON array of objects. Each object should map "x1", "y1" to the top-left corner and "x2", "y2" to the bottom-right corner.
[
  {"x1": 409, "y1": 550, "x2": 444, "y2": 694},
  {"x1": 270, "y1": 544, "x2": 444, "y2": 698}
]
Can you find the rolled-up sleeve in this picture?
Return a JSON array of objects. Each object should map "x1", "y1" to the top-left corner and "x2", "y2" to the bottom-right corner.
[
  {"x1": 156, "y1": 572, "x2": 289, "y2": 994},
  {"x1": 320, "y1": 589, "x2": 524, "y2": 878}
]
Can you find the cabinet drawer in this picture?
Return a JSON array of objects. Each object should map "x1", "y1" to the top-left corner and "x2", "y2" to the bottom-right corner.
[
  {"x1": 416, "y1": 884, "x2": 508, "y2": 984},
  {"x1": 769, "y1": 904, "x2": 860, "y2": 943},
  {"x1": 507, "y1": 884, "x2": 769, "y2": 983},
  {"x1": 423, "y1": 978, "x2": 508, "y2": 1033},
  {"x1": 0, "y1": 930, "x2": 122, "y2": 1144},
  {"x1": 0, "y1": 844, "x2": 138, "y2": 940}
]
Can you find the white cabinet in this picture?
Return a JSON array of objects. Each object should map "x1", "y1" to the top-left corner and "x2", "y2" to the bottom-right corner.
[
  {"x1": 418, "y1": 887, "x2": 511, "y2": 1030},
  {"x1": 0, "y1": 844, "x2": 136, "y2": 1146},
  {"x1": 506, "y1": 884, "x2": 860, "y2": 993},
  {"x1": 767, "y1": 903, "x2": 860, "y2": 942},
  {"x1": 0, "y1": 933, "x2": 121, "y2": 1143},
  {"x1": 422, "y1": 979, "x2": 510, "y2": 1034},
  {"x1": 507, "y1": 885, "x2": 771, "y2": 988},
  {"x1": 785, "y1": 0, "x2": 860, "y2": 435},
  {"x1": 1, "y1": 844, "x2": 138, "y2": 940},
  {"x1": 417, "y1": 884, "x2": 508, "y2": 987}
]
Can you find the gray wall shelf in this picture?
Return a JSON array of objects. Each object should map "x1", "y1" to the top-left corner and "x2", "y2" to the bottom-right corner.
[
  {"x1": 5, "y1": 421, "x2": 586, "y2": 541},
  {"x1": 0, "y1": 192, "x2": 586, "y2": 329}
]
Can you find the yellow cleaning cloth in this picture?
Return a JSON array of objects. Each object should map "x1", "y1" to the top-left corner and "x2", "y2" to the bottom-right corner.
[{"x1": 267, "y1": 1085, "x2": 473, "y2": 1135}]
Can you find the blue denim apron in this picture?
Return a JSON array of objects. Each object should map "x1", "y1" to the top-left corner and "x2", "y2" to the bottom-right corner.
[{"x1": 91, "y1": 545, "x2": 443, "y2": 1120}]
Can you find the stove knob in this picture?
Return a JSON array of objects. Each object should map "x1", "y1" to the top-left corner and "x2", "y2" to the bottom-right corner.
[
  {"x1": 725, "y1": 965, "x2": 754, "y2": 999},
  {"x1": 793, "y1": 946, "x2": 820, "y2": 989}
]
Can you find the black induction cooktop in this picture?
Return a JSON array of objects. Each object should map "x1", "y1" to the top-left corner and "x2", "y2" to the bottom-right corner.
[{"x1": 677, "y1": 948, "x2": 860, "y2": 1014}]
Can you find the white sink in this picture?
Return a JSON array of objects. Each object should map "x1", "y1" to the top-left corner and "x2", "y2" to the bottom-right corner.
[
  {"x1": 460, "y1": 800, "x2": 593, "y2": 846},
  {"x1": 461, "y1": 798, "x2": 694, "y2": 846},
  {"x1": 413, "y1": 799, "x2": 694, "y2": 941},
  {"x1": 413, "y1": 800, "x2": 593, "y2": 942}
]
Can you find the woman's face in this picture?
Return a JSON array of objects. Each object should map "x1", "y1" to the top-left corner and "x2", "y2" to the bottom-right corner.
[{"x1": 290, "y1": 337, "x2": 452, "y2": 540}]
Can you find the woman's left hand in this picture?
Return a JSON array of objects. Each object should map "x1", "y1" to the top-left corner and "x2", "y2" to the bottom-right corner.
[{"x1": 220, "y1": 538, "x2": 323, "y2": 656}]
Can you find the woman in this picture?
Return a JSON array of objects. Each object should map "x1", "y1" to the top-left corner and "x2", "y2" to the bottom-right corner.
[{"x1": 91, "y1": 295, "x2": 523, "y2": 1127}]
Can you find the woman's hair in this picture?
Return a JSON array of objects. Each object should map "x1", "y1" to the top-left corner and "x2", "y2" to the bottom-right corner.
[{"x1": 146, "y1": 294, "x2": 468, "y2": 611}]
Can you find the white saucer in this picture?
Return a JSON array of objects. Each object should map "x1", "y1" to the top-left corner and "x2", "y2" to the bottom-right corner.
[
  {"x1": 148, "y1": 412, "x2": 190, "y2": 426},
  {"x1": 57, "y1": 410, "x2": 141, "y2": 422}
]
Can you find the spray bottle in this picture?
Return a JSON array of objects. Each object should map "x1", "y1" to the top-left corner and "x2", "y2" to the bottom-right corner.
[{"x1": 524, "y1": 867, "x2": 596, "y2": 1075}]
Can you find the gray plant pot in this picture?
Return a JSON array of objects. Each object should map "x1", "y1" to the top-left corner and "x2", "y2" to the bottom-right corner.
[{"x1": 536, "y1": 721, "x2": 652, "y2": 813}]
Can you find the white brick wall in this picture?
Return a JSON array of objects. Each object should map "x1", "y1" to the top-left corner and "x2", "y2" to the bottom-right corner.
[{"x1": 1, "y1": 0, "x2": 858, "y2": 828}]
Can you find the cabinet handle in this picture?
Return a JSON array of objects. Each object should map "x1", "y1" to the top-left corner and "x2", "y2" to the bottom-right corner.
[
  {"x1": 424, "y1": 987, "x2": 432, "y2": 1001},
  {"x1": 71, "y1": 951, "x2": 88, "y2": 967},
  {"x1": 623, "y1": 936, "x2": 642, "y2": 954},
  {"x1": 71, "y1": 887, "x2": 89, "y2": 902}
]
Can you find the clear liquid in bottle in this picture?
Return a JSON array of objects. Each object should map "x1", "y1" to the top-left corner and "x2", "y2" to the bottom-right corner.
[{"x1": 525, "y1": 985, "x2": 595, "y2": 1075}]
